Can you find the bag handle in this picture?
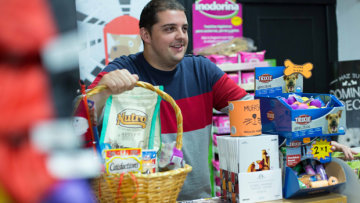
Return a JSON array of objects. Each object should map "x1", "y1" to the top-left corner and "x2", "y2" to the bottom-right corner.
[{"x1": 85, "y1": 81, "x2": 183, "y2": 150}]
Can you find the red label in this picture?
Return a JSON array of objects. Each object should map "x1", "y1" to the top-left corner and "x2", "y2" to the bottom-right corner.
[
  {"x1": 258, "y1": 74, "x2": 273, "y2": 83},
  {"x1": 267, "y1": 111, "x2": 274, "y2": 121},
  {"x1": 295, "y1": 114, "x2": 311, "y2": 125},
  {"x1": 286, "y1": 154, "x2": 301, "y2": 167}
]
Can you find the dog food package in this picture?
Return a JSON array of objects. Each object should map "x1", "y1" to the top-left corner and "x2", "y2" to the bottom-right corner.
[
  {"x1": 255, "y1": 66, "x2": 303, "y2": 97},
  {"x1": 100, "y1": 86, "x2": 162, "y2": 152}
]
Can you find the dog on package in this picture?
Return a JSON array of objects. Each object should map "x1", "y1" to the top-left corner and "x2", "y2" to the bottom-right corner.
[
  {"x1": 325, "y1": 110, "x2": 342, "y2": 133},
  {"x1": 283, "y1": 73, "x2": 298, "y2": 93}
]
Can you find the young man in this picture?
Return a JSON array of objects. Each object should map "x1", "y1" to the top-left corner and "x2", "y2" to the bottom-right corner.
[
  {"x1": 85, "y1": 0, "x2": 357, "y2": 200},
  {"x1": 88, "y1": 0, "x2": 248, "y2": 200}
]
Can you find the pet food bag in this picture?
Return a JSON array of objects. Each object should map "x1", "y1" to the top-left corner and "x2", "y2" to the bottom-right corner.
[{"x1": 100, "y1": 86, "x2": 161, "y2": 152}]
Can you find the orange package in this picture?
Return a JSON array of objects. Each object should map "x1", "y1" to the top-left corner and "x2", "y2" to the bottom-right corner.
[{"x1": 228, "y1": 99, "x2": 262, "y2": 136}]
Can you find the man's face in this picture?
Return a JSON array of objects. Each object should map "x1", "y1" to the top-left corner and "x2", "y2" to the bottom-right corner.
[{"x1": 146, "y1": 10, "x2": 188, "y2": 70}]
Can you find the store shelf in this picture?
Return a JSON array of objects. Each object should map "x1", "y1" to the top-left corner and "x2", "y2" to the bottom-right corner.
[{"x1": 218, "y1": 61, "x2": 270, "y2": 72}]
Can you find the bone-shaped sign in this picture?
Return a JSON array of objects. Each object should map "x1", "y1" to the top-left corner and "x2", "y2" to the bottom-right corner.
[{"x1": 284, "y1": 59, "x2": 313, "y2": 79}]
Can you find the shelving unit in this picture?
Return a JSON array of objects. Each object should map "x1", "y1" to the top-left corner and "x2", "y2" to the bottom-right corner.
[
  {"x1": 217, "y1": 61, "x2": 270, "y2": 72},
  {"x1": 218, "y1": 61, "x2": 270, "y2": 91}
]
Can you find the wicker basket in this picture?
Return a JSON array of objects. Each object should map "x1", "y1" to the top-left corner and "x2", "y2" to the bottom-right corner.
[{"x1": 86, "y1": 81, "x2": 192, "y2": 203}]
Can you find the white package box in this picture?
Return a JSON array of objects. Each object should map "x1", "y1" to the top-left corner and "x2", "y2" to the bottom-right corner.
[
  {"x1": 217, "y1": 134, "x2": 280, "y2": 173},
  {"x1": 238, "y1": 169, "x2": 282, "y2": 202}
]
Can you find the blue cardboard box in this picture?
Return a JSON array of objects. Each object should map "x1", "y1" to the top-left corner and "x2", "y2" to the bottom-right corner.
[
  {"x1": 254, "y1": 66, "x2": 346, "y2": 139},
  {"x1": 257, "y1": 93, "x2": 346, "y2": 139},
  {"x1": 283, "y1": 161, "x2": 346, "y2": 199},
  {"x1": 255, "y1": 66, "x2": 303, "y2": 97}
]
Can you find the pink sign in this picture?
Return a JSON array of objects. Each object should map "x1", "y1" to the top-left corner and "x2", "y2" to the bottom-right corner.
[{"x1": 192, "y1": 0, "x2": 243, "y2": 54}]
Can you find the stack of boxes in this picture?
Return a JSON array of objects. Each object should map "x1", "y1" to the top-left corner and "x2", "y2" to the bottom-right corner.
[
  {"x1": 254, "y1": 65, "x2": 347, "y2": 198},
  {"x1": 210, "y1": 61, "x2": 274, "y2": 197},
  {"x1": 217, "y1": 134, "x2": 283, "y2": 202},
  {"x1": 217, "y1": 99, "x2": 283, "y2": 202}
]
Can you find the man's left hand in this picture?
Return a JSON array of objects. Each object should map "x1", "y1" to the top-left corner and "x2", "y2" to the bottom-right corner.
[{"x1": 331, "y1": 141, "x2": 358, "y2": 160}]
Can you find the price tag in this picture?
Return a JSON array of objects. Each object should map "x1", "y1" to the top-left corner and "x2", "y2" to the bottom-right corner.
[
  {"x1": 311, "y1": 139, "x2": 332, "y2": 160},
  {"x1": 284, "y1": 59, "x2": 313, "y2": 78}
]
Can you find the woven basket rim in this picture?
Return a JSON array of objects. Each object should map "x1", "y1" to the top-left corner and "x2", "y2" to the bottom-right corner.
[{"x1": 98, "y1": 164, "x2": 192, "y2": 179}]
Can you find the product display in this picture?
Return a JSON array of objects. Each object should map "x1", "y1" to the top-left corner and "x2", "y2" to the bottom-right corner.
[{"x1": 254, "y1": 63, "x2": 353, "y2": 199}]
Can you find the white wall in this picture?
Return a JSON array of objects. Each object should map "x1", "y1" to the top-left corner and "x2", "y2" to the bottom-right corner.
[{"x1": 337, "y1": 0, "x2": 360, "y2": 62}]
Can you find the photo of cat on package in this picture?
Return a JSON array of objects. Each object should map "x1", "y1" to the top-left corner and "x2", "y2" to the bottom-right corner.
[{"x1": 247, "y1": 149, "x2": 270, "y2": 172}]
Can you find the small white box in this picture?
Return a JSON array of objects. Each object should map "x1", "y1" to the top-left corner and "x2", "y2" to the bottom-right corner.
[
  {"x1": 218, "y1": 134, "x2": 282, "y2": 202},
  {"x1": 238, "y1": 169, "x2": 282, "y2": 202},
  {"x1": 217, "y1": 134, "x2": 280, "y2": 173},
  {"x1": 221, "y1": 169, "x2": 283, "y2": 203}
]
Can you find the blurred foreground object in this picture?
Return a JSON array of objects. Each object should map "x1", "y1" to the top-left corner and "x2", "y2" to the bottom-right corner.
[{"x1": 0, "y1": 0, "x2": 57, "y2": 202}]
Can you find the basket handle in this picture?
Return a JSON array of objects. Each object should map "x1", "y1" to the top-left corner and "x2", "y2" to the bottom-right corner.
[{"x1": 85, "y1": 81, "x2": 183, "y2": 150}]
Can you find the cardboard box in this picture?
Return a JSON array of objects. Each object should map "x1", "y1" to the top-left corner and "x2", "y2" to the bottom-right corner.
[
  {"x1": 283, "y1": 161, "x2": 346, "y2": 199},
  {"x1": 221, "y1": 168, "x2": 283, "y2": 203},
  {"x1": 217, "y1": 135, "x2": 280, "y2": 173},
  {"x1": 255, "y1": 66, "x2": 303, "y2": 97},
  {"x1": 217, "y1": 135, "x2": 282, "y2": 202},
  {"x1": 254, "y1": 66, "x2": 346, "y2": 139},
  {"x1": 260, "y1": 193, "x2": 347, "y2": 203},
  {"x1": 257, "y1": 93, "x2": 346, "y2": 139}
]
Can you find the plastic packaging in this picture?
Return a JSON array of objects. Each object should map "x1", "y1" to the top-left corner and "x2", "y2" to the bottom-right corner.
[{"x1": 194, "y1": 37, "x2": 256, "y2": 56}]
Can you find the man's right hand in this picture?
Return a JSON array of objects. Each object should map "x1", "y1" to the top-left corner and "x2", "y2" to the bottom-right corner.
[
  {"x1": 91, "y1": 69, "x2": 139, "y2": 120},
  {"x1": 98, "y1": 69, "x2": 139, "y2": 97}
]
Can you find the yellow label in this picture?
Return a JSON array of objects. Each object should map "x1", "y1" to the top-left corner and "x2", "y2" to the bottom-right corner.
[
  {"x1": 231, "y1": 16, "x2": 243, "y2": 26},
  {"x1": 303, "y1": 137, "x2": 311, "y2": 144},
  {"x1": 311, "y1": 139, "x2": 332, "y2": 160},
  {"x1": 116, "y1": 112, "x2": 147, "y2": 128},
  {"x1": 105, "y1": 156, "x2": 142, "y2": 174},
  {"x1": 284, "y1": 59, "x2": 313, "y2": 79}
]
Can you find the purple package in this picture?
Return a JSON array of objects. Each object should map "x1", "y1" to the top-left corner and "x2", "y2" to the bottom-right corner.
[
  {"x1": 316, "y1": 164, "x2": 328, "y2": 180},
  {"x1": 170, "y1": 147, "x2": 184, "y2": 168},
  {"x1": 304, "y1": 164, "x2": 316, "y2": 175}
]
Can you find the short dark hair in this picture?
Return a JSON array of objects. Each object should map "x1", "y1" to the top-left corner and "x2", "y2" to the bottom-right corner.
[{"x1": 139, "y1": 0, "x2": 185, "y2": 33}]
